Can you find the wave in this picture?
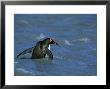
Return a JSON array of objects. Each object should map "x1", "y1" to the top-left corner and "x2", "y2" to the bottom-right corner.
[
  {"x1": 78, "y1": 38, "x2": 90, "y2": 42},
  {"x1": 16, "y1": 68, "x2": 30, "y2": 74},
  {"x1": 36, "y1": 33, "x2": 46, "y2": 40},
  {"x1": 54, "y1": 55, "x2": 63, "y2": 60},
  {"x1": 14, "y1": 61, "x2": 18, "y2": 64},
  {"x1": 20, "y1": 20, "x2": 29, "y2": 25},
  {"x1": 73, "y1": 37, "x2": 90, "y2": 43},
  {"x1": 16, "y1": 68, "x2": 36, "y2": 75},
  {"x1": 64, "y1": 40, "x2": 72, "y2": 46}
]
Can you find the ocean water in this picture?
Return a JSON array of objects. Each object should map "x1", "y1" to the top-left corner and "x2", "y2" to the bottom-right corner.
[{"x1": 14, "y1": 14, "x2": 97, "y2": 76}]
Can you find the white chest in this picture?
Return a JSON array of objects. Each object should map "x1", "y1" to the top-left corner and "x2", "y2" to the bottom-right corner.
[
  {"x1": 45, "y1": 45, "x2": 50, "y2": 57},
  {"x1": 48, "y1": 44, "x2": 50, "y2": 50}
]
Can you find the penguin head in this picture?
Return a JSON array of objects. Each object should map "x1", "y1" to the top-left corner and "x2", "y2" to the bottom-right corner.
[
  {"x1": 49, "y1": 38, "x2": 59, "y2": 45},
  {"x1": 44, "y1": 38, "x2": 58, "y2": 45},
  {"x1": 49, "y1": 38, "x2": 55, "y2": 44}
]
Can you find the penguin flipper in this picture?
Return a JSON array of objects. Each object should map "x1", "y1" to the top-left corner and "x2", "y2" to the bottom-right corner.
[
  {"x1": 45, "y1": 48, "x2": 53, "y2": 60},
  {"x1": 17, "y1": 46, "x2": 34, "y2": 58}
]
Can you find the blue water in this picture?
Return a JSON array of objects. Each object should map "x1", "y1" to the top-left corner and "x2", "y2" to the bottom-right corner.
[{"x1": 14, "y1": 14, "x2": 97, "y2": 76}]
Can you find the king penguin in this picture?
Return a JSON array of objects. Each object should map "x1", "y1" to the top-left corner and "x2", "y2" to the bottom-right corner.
[{"x1": 31, "y1": 38, "x2": 58, "y2": 59}]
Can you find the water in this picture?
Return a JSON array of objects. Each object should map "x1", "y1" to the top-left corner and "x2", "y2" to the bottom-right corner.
[{"x1": 14, "y1": 14, "x2": 97, "y2": 76}]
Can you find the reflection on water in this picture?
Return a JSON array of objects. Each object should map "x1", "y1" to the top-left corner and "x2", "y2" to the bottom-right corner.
[{"x1": 14, "y1": 14, "x2": 97, "y2": 76}]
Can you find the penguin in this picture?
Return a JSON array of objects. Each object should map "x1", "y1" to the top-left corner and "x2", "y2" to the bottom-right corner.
[{"x1": 16, "y1": 38, "x2": 58, "y2": 60}]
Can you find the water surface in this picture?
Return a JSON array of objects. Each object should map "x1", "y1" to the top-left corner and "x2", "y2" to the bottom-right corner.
[{"x1": 14, "y1": 14, "x2": 97, "y2": 76}]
